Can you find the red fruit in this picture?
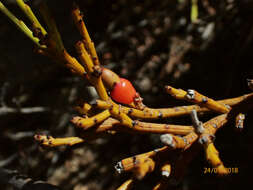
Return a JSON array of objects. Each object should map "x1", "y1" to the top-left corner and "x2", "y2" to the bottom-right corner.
[{"x1": 110, "y1": 78, "x2": 136, "y2": 104}]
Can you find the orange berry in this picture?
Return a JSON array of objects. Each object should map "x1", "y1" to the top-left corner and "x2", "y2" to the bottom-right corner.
[{"x1": 110, "y1": 78, "x2": 136, "y2": 104}]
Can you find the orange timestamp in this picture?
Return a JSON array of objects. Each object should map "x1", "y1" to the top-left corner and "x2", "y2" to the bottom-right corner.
[{"x1": 203, "y1": 167, "x2": 239, "y2": 174}]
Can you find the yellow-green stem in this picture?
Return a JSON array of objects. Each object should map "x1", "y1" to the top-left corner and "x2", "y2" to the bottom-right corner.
[
  {"x1": 16, "y1": 0, "x2": 47, "y2": 36},
  {"x1": 0, "y1": 1, "x2": 42, "y2": 47},
  {"x1": 191, "y1": 0, "x2": 198, "y2": 23}
]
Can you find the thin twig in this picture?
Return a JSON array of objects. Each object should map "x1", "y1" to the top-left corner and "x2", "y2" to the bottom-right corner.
[
  {"x1": 190, "y1": 110, "x2": 205, "y2": 133},
  {"x1": 0, "y1": 1, "x2": 42, "y2": 47},
  {"x1": 16, "y1": 0, "x2": 47, "y2": 35}
]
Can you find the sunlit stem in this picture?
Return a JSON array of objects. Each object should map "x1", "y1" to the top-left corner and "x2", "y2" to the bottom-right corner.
[{"x1": 0, "y1": 1, "x2": 42, "y2": 47}]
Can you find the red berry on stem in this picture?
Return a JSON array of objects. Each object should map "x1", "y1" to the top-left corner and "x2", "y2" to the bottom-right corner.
[{"x1": 111, "y1": 78, "x2": 136, "y2": 104}]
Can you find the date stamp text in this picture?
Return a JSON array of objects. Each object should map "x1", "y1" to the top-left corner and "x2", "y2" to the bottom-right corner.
[{"x1": 203, "y1": 167, "x2": 239, "y2": 174}]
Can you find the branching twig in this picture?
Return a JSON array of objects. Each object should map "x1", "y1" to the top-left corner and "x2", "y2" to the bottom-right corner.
[
  {"x1": 190, "y1": 111, "x2": 228, "y2": 175},
  {"x1": 72, "y1": 4, "x2": 100, "y2": 66},
  {"x1": 34, "y1": 135, "x2": 85, "y2": 147},
  {"x1": 16, "y1": 0, "x2": 47, "y2": 35},
  {"x1": 165, "y1": 86, "x2": 230, "y2": 113},
  {"x1": 0, "y1": 1, "x2": 42, "y2": 47},
  {"x1": 115, "y1": 146, "x2": 168, "y2": 174}
]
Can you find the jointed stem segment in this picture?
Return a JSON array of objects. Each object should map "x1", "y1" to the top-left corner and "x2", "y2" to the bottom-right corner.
[
  {"x1": 71, "y1": 109, "x2": 111, "y2": 130},
  {"x1": 205, "y1": 142, "x2": 228, "y2": 175},
  {"x1": 165, "y1": 86, "x2": 230, "y2": 113},
  {"x1": 72, "y1": 4, "x2": 100, "y2": 66},
  {"x1": 133, "y1": 157, "x2": 156, "y2": 179},
  {"x1": 34, "y1": 135, "x2": 85, "y2": 147},
  {"x1": 115, "y1": 146, "x2": 168, "y2": 174},
  {"x1": 128, "y1": 121, "x2": 194, "y2": 135},
  {"x1": 191, "y1": 112, "x2": 228, "y2": 175},
  {"x1": 160, "y1": 134, "x2": 188, "y2": 149},
  {"x1": 75, "y1": 37, "x2": 108, "y2": 101},
  {"x1": 71, "y1": 115, "x2": 194, "y2": 135},
  {"x1": 109, "y1": 104, "x2": 134, "y2": 128},
  {"x1": 61, "y1": 50, "x2": 86, "y2": 76},
  {"x1": 16, "y1": 0, "x2": 47, "y2": 36},
  {"x1": 76, "y1": 41, "x2": 95, "y2": 74},
  {"x1": 0, "y1": 1, "x2": 42, "y2": 47},
  {"x1": 94, "y1": 93, "x2": 253, "y2": 120}
]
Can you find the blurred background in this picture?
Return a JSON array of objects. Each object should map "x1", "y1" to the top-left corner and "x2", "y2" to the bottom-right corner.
[{"x1": 1, "y1": 0, "x2": 253, "y2": 189}]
